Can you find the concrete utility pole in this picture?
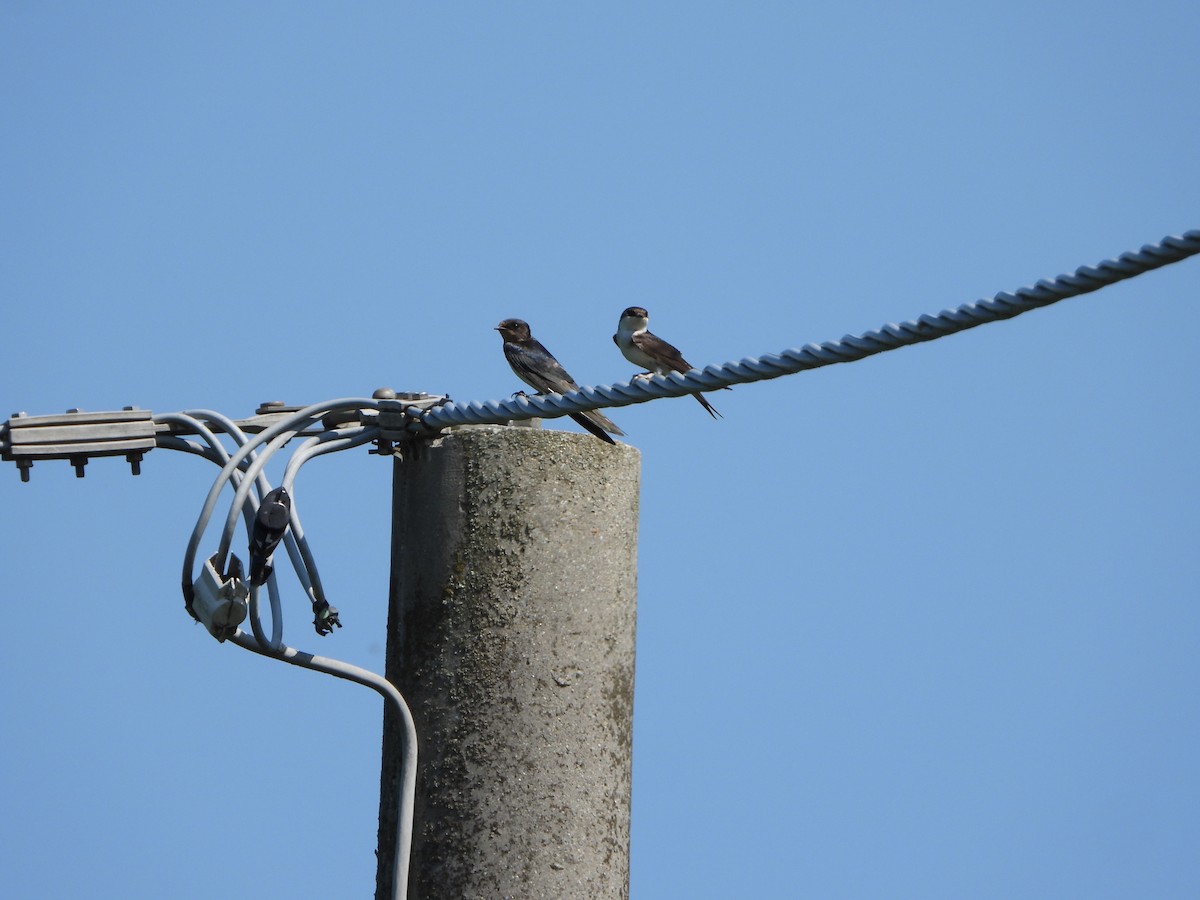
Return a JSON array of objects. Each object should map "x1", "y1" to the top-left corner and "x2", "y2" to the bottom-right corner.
[{"x1": 377, "y1": 424, "x2": 641, "y2": 900}]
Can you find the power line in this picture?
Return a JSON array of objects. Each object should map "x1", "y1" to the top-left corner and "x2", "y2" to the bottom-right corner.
[
  {"x1": 409, "y1": 229, "x2": 1200, "y2": 434},
  {"x1": 2, "y1": 227, "x2": 1195, "y2": 900}
]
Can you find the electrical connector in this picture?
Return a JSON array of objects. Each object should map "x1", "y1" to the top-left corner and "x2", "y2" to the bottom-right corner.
[
  {"x1": 248, "y1": 486, "x2": 291, "y2": 586},
  {"x1": 313, "y1": 598, "x2": 342, "y2": 636},
  {"x1": 191, "y1": 553, "x2": 250, "y2": 642}
]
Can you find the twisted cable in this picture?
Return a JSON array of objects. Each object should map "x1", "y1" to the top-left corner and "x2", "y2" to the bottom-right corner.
[{"x1": 414, "y1": 229, "x2": 1200, "y2": 432}]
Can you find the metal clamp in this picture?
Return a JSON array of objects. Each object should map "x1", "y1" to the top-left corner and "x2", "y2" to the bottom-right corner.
[{"x1": 1, "y1": 407, "x2": 156, "y2": 481}]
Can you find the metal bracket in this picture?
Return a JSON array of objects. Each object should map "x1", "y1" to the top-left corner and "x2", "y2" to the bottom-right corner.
[
  {"x1": 1, "y1": 407, "x2": 156, "y2": 481},
  {"x1": 1, "y1": 391, "x2": 451, "y2": 480}
]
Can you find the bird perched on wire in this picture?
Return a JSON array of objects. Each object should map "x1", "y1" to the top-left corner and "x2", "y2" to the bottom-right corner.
[
  {"x1": 248, "y1": 486, "x2": 291, "y2": 586},
  {"x1": 495, "y1": 318, "x2": 625, "y2": 445},
  {"x1": 613, "y1": 306, "x2": 726, "y2": 419}
]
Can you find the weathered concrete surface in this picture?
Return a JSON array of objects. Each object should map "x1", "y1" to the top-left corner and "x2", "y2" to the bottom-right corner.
[{"x1": 377, "y1": 425, "x2": 640, "y2": 900}]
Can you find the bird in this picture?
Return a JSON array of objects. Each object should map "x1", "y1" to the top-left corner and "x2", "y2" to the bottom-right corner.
[
  {"x1": 495, "y1": 318, "x2": 625, "y2": 445},
  {"x1": 248, "y1": 486, "x2": 291, "y2": 586},
  {"x1": 613, "y1": 306, "x2": 725, "y2": 418}
]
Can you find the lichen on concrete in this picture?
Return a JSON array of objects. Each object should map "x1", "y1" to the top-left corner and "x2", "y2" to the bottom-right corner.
[{"x1": 378, "y1": 425, "x2": 640, "y2": 900}]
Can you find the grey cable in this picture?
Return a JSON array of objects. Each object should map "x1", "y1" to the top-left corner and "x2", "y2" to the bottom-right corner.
[
  {"x1": 181, "y1": 398, "x2": 380, "y2": 590},
  {"x1": 229, "y1": 631, "x2": 418, "y2": 900},
  {"x1": 161, "y1": 411, "x2": 287, "y2": 645},
  {"x1": 161, "y1": 412, "x2": 415, "y2": 898}
]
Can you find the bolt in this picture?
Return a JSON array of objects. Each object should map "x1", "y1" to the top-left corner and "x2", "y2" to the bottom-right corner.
[{"x1": 256, "y1": 400, "x2": 288, "y2": 416}]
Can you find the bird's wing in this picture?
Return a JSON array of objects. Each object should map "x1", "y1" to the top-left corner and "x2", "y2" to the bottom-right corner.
[
  {"x1": 505, "y1": 340, "x2": 581, "y2": 394},
  {"x1": 631, "y1": 330, "x2": 692, "y2": 373}
]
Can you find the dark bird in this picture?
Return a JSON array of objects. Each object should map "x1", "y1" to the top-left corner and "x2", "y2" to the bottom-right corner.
[
  {"x1": 248, "y1": 486, "x2": 291, "y2": 586},
  {"x1": 495, "y1": 318, "x2": 625, "y2": 444},
  {"x1": 613, "y1": 306, "x2": 725, "y2": 418}
]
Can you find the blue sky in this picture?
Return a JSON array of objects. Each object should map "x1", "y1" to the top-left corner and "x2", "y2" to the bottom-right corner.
[{"x1": 2, "y1": 3, "x2": 1198, "y2": 898}]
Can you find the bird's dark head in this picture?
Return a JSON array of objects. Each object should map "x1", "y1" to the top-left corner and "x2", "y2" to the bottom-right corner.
[
  {"x1": 496, "y1": 319, "x2": 531, "y2": 341},
  {"x1": 620, "y1": 306, "x2": 649, "y2": 321}
]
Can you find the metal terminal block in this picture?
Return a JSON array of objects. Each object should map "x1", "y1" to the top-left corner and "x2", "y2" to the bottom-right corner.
[
  {"x1": 192, "y1": 554, "x2": 250, "y2": 642},
  {"x1": 2, "y1": 407, "x2": 155, "y2": 481}
]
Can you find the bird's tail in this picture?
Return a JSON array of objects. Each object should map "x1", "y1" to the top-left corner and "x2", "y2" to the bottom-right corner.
[
  {"x1": 693, "y1": 392, "x2": 722, "y2": 419},
  {"x1": 571, "y1": 410, "x2": 623, "y2": 444}
]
